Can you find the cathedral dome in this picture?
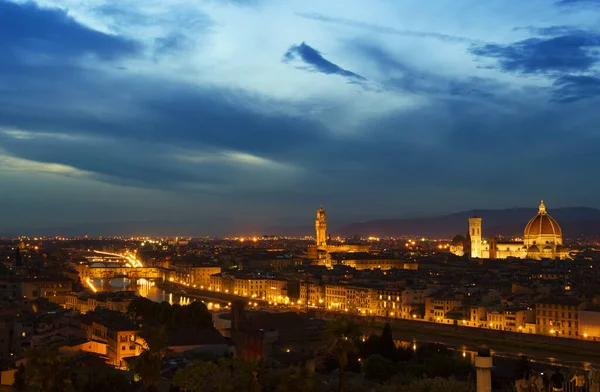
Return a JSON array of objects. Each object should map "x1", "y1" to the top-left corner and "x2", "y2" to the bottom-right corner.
[
  {"x1": 524, "y1": 201, "x2": 562, "y2": 238},
  {"x1": 452, "y1": 234, "x2": 466, "y2": 246}
]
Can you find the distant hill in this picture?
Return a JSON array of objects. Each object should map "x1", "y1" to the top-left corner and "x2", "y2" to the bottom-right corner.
[{"x1": 334, "y1": 207, "x2": 600, "y2": 239}]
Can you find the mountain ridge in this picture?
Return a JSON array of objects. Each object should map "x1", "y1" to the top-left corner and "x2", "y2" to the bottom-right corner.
[{"x1": 334, "y1": 207, "x2": 600, "y2": 238}]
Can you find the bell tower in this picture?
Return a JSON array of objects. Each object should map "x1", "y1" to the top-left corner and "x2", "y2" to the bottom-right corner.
[
  {"x1": 469, "y1": 217, "x2": 482, "y2": 258},
  {"x1": 315, "y1": 206, "x2": 327, "y2": 247}
]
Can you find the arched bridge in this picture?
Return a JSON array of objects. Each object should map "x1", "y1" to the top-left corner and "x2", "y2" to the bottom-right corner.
[{"x1": 75, "y1": 265, "x2": 164, "y2": 280}]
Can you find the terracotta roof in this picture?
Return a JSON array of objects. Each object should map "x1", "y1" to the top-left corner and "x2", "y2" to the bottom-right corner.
[
  {"x1": 527, "y1": 245, "x2": 540, "y2": 253},
  {"x1": 524, "y1": 202, "x2": 562, "y2": 237}
]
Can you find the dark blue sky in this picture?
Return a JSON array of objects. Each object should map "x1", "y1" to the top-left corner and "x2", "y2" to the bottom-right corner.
[{"x1": 1, "y1": 0, "x2": 599, "y2": 235}]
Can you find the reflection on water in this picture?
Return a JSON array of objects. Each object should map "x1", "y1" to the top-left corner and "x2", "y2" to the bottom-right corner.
[
  {"x1": 397, "y1": 340, "x2": 594, "y2": 373},
  {"x1": 90, "y1": 277, "x2": 194, "y2": 305}
]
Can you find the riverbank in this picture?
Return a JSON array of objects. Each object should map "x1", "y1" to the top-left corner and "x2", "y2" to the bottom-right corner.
[{"x1": 158, "y1": 282, "x2": 600, "y2": 368}]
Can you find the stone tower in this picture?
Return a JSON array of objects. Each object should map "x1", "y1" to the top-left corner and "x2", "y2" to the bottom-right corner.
[
  {"x1": 469, "y1": 217, "x2": 482, "y2": 259},
  {"x1": 315, "y1": 206, "x2": 327, "y2": 247}
]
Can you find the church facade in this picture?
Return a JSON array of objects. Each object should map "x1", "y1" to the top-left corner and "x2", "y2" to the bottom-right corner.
[{"x1": 451, "y1": 201, "x2": 569, "y2": 260}]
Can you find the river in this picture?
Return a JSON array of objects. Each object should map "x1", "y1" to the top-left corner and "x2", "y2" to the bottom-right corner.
[
  {"x1": 91, "y1": 277, "x2": 194, "y2": 305},
  {"x1": 94, "y1": 278, "x2": 594, "y2": 375},
  {"x1": 91, "y1": 277, "x2": 231, "y2": 308}
]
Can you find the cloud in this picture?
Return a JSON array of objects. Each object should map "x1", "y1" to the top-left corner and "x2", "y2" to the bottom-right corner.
[
  {"x1": 296, "y1": 12, "x2": 474, "y2": 44},
  {"x1": 552, "y1": 74, "x2": 600, "y2": 102},
  {"x1": 350, "y1": 42, "x2": 499, "y2": 100},
  {"x1": 283, "y1": 42, "x2": 366, "y2": 81},
  {"x1": 470, "y1": 28, "x2": 600, "y2": 74},
  {"x1": 2, "y1": 0, "x2": 600, "y2": 234},
  {"x1": 0, "y1": 148, "x2": 88, "y2": 177},
  {"x1": 471, "y1": 26, "x2": 600, "y2": 102},
  {"x1": 555, "y1": 0, "x2": 600, "y2": 6},
  {"x1": 0, "y1": 0, "x2": 139, "y2": 61}
]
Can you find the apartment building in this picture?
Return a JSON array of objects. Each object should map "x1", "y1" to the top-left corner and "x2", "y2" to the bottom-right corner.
[{"x1": 536, "y1": 297, "x2": 585, "y2": 338}]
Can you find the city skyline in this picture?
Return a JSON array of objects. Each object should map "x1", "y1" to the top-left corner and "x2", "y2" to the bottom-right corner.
[{"x1": 2, "y1": 0, "x2": 600, "y2": 234}]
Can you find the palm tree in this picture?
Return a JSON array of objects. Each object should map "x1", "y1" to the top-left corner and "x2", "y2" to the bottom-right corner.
[{"x1": 326, "y1": 318, "x2": 361, "y2": 392}]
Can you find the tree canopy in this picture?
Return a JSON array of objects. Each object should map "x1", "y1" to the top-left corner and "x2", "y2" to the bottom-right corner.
[{"x1": 128, "y1": 297, "x2": 213, "y2": 331}]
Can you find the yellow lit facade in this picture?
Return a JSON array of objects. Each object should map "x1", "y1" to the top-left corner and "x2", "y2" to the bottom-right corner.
[
  {"x1": 373, "y1": 290, "x2": 403, "y2": 317},
  {"x1": 536, "y1": 298, "x2": 585, "y2": 337},
  {"x1": 455, "y1": 201, "x2": 570, "y2": 260},
  {"x1": 307, "y1": 206, "x2": 370, "y2": 262},
  {"x1": 486, "y1": 309, "x2": 535, "y2": 332},
  {"x1": 425, "y1": 296, "x2": 462, "y2": 323},
  {"x1": 325, "y1": 284, "x2": 348, "y2": 311},
  {"x1": 299, "y1": 282, "x2": 325, "y2": 307}
]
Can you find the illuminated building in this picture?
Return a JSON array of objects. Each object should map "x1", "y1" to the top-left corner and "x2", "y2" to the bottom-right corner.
[
  {"x1": 80, "y1": 310, "x2": 143, "y2": 368},
  {"x1": 453, "y1": 201, "x2": 570, "y2": 260},
  {"x1": 307, "y1": 206, "x2": 369, "y2": 263},
  {"x1": 535, "y1": 297, "x2": 585, "y2": 337},
  {"x1": 425, "y1": 292, "x2": 462, "y2": 323},
  {"x1": 299, "y1": 281, "x2": 325, "y2": 307},
  {"x1": 486, "y1": 308, "x2": 535, "y2": 332},
  {"x1": 315, "y1": 206, "x2": 327, "y2": 247}
]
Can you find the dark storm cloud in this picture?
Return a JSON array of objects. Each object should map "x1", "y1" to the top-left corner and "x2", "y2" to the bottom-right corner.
[
  {"x1": 0, "y1": 0, "x2": 139, "y2": 60},
  {"x1": 283, "y1": 42, "x2": 366, "y2": 81},
  {"x1": 470, "y1": 29, "x2": 600, "y2": 74}
]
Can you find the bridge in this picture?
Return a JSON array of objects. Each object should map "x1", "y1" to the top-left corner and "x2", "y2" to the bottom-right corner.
[
  {"x1": 73, "y1": 250, "x2": 166, "y2": 281},
  {"x1": 76, "y1": 265, "x2": 164, "y2": 280}
]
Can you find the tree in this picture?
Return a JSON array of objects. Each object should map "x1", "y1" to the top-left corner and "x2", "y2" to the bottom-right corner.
[
  {"x1": 274, "y1": 366, "x2": 316, "y2": 392},
  {"x1": 362, "y1": 354, "x2": 395, "y2": 383},
  {"x1": 359, "y1": 335, "x2": 380, "y2": 360},
  {"x1": 134, "y1": 326, "x2": 170, "y2": 391},
  {"x1": 74, "y1": 369, "x2": 132, "y2": 392},
  {"x1": 23, "y1": 347, "x2": 76, "y2": 392},
  {"x1": 326, "y1": 319, "x2": 361, "y2": 392},
  {"x1": 173, "y1": 358, "x2": 260, "y2": 392},
  {"x1": 13, "y1": 363, "x2": 26, "y2": 391},
  {"x1": 377, "y1": 323, "x2": 397, "y2": 362},
  {"x1": 128, "y1": 297, "x2": 212, "y2": 331},
  {"x1": 378, "y1": 377, "x2": 475, "y2": 392}
]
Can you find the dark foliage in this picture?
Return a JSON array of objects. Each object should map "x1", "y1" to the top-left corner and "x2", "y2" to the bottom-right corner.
[
  {"x1": 378, "y1": 323, "x2": 397, "y2": 362},
  {"x1": 362, "y1": 354, "x2": 395, "y2": 382},
  {"x1": 128, "y1": 296, "x2": 213, "y2": 330}
]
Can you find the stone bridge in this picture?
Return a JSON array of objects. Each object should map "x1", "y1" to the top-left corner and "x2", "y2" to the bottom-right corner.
[{"x1": 76, "y1": 265, "x2": 165, "y2": 280}]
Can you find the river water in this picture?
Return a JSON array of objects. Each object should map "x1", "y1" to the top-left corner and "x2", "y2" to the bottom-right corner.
[{"x1": 91, "y1": 277, "x2": 194, "y2": 305}]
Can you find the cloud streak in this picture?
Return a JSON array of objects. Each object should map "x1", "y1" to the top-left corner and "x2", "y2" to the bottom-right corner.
[
  {"x1": 296, "y1": 12, "x2": 475, "y2": 44},
  {"x1": 555, "y1": 0, "x2": 600, "y2": 7},
  {"x1": 283, "y1": 42, "x2": 366, "y2": 81}
]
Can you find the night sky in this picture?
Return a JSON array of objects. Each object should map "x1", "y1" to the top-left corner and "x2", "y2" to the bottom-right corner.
[{"x1": 1, "y1": 0, "x2": 599, "y2": 235}]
